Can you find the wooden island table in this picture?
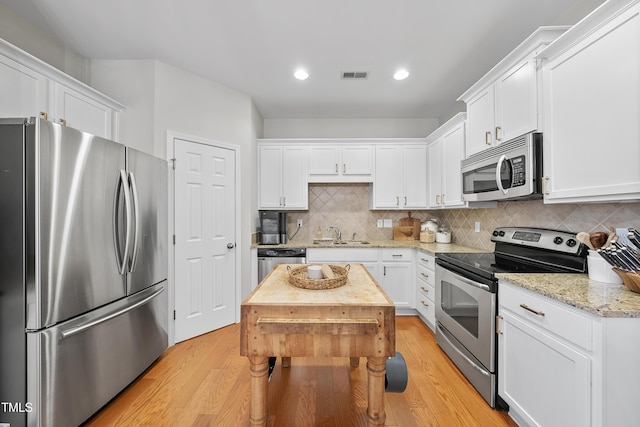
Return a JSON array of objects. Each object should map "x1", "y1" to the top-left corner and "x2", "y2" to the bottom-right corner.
[{"x1": 240, "y1": 263, "x2": 396, "y2": 426}]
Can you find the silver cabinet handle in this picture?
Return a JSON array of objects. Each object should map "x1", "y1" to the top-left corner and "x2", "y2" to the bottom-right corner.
[
  {"x1": 343, "y1": 163, "x2": 346, "y2": 173},
  {"x1": 420, "y1": 258, "x2": 430, "y2": 264},
  {"x1": 420, "y1": 300, "x2": 429, "y2": 308},
  {"x1": 485, "y1": 131, "x2": 492, "y2": 145},
  {"x1": 420, "y1": 286, "x2": 429, "y2": 293},
  {"x1": 520, "y1": 303, "x2": 545, "y2": 316},
  {"x1": 495, "y1": 126, "x2": 502, "y2": 141},
  {"x1": 404, "y1": 196, "x2": 407, "y2": 206},
  {"x1": 420, "y1": 273, "x2": 429, "y2": 279},
  {"x1": 396, "y1": 196, "x2": 399, "y2": 206},
  {"x1": 435, "y1": 194, "x2": 440, "y2": 205}
]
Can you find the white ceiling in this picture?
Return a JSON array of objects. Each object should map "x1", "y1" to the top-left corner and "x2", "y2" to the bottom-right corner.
[{"x1": 0, "y1": 0, "x2": 604, "y2": 120}]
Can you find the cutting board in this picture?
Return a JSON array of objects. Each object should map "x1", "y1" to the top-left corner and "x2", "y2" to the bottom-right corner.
[
  {"x1": 393, "y1": 226, "x2": 415, "y2": 240},
  {"x1": 399, "y1": 212, "x2": 421, "y2": 240}
]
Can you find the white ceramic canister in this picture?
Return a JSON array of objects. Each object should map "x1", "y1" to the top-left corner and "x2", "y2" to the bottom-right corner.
[
  {"x1": 587, "y1": 250, "x2": 622, "y2": 284},
  {"x1": 307, "y1": 265, "x2": 323, "y2": 279}
]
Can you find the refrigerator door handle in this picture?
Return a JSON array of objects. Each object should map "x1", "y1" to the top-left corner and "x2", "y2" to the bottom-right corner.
[
  {"x1": 60, "y1": 286, "x2": 164, "y2": 340},
  {"x1": 114, "y1": 169, "x2": 132, "y2": 275},
  {"x1": 128, "y1": 171, "x2": 141, "y2": 273}
]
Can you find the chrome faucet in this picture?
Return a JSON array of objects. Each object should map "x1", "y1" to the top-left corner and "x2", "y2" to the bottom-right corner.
[{"x1": 327, "y1": 226, "x2": 341, "y2": 241}]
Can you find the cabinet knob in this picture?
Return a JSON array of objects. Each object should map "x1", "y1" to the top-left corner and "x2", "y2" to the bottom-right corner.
[{"x1": 59, "y1": 118, "x2": 67, "y2": 126}]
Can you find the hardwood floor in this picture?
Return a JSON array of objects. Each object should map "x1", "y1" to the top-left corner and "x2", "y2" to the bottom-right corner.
[{"x1": 84, "y1": 316, "x2": 517, "y2": 426}]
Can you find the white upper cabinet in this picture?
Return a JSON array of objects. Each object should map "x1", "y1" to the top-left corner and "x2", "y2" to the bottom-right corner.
[
  {"x1": 308, "y1": 142, "x2": 374, "y2": 182},
  {"x1": 539, "y1": 0, "x2": 640, "y2": 203},
  {"x1": 0, "y1": 38, "x2": 123, "y2": 140},
  {"x1": 372, "y1": 141, "x2": 428, "y2": 209},
  {"x1": 258, "y1": 143, "x2": 308, "y2": 210},
  {"x1": 0, "y1": 53, "x2": 47, "y2": 118},
  {"x1": 427, "y1": 113, "x2": 467, "y2": 209},
  {"x1": 459, "y1": 27, "x2": 568, "y2": 157}
]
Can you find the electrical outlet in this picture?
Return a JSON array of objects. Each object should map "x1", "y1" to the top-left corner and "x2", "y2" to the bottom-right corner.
[
  {"x1": 377, "y1": 219, "x2": 384, "y2": 228},
  {"x1": 475, "y1": 221, "x2": 481, "y2": 233},
  {"x1": 383, "y1": 219, "x2": 392, "y2": 228},
  {"x1": 297, "y1": 219, "x2": 303, "y2": 227}
]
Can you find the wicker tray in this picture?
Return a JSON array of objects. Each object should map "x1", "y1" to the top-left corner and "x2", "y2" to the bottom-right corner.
[{"x1": 287, "y1": 264, "x2": 350, "y2": 290}]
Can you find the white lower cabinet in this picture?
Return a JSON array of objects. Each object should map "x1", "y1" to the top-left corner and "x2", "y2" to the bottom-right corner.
[
  {"x1": 380, "y1": 248, "x2": 413, "y2": 310},
  {"x1": 498, "y1": 283, "x2": 591, "y2": 427},
  {"x1": 498, "y1": 280, "x2": 640, "y2": 427},
  {"x1": 306, "y1": 247, "x2": 413, "y2": 310},
  {"x1": 415, "y1": 251, "x2": 435, "y2": 331}
]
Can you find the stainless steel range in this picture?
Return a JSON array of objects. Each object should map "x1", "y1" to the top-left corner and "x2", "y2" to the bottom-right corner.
[{"x1": 435, "y1": 227, "x2": 588, "y2": 409}]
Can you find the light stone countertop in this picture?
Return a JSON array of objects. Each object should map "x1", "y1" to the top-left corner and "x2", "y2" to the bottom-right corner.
[
  {"x1": 497, "y1": 273, "x2": 640, "y2": 318},
  {"x1": 253, "y1": 239, "x2": 485, "y2": 254}
]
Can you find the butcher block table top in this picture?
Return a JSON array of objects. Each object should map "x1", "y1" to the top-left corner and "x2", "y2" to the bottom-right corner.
[{"x1": 240, "y1": 263, "x2": 396, "y2": 426}]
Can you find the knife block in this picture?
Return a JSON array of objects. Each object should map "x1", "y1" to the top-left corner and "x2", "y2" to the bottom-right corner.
[{"x1": 611, "y1": 268, "x2": 640, "y2": 293}]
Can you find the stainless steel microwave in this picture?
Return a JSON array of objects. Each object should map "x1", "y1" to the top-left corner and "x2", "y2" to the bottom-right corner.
[{"x1": 461, "y1": 132, "x2": 542, "y2": 202}]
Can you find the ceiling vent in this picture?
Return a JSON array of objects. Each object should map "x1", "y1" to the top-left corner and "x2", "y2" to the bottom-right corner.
[{"x1": 341, "y1": 71, "x2": 368, "y2": 80}]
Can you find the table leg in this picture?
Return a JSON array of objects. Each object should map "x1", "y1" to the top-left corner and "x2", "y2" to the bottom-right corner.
[
  {"x1": 249, "y1": 356, "x2": 269, "y2": 426},
  {"x1": 350, "y1": 357, "x2": 360, "y2": 368},
  {"x1": 366, "y1": 357, "x2": 387, "y2": 426}
]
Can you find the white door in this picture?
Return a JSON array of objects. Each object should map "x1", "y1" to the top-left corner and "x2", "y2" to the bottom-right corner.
[{"x1": 173, "y1": 137, "x2": 237, "y2": 342}]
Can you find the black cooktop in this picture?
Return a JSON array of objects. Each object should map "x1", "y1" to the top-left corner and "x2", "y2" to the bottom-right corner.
[{"x1": 436, "y1": 252, "x2": 577, "y2": 281}]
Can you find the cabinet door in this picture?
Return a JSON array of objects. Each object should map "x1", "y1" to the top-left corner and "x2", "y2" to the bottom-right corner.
[
  {"x1": 54, "y1": 83, "x2": 114, "y2": 139},
  {"x1": 373, "y1": 146, "x2": 403, "y2": 208},
  {"x1": 402, "y1": 145, "x2": 428, "y2": 209},
  {"x1": 495, "y1": 56, "x2": 537, "y2": 142},
  {"x1": 381, "y1": 263, "x2": 412, "y2": 308},
  {"x1": 466, "y1": 86, "x2": 495, "y2": 157},
  {"x1": 341, "y1": 145, "x2": 373, "y2": 177},
  {"x1": 308, "y1": 146, "x2": 339, "y2": 177},
  {"x1": 542, "y1": 5, "x2": 640, "y2": 203},
  {"x1": 441, "y1": 122, "x2": 466, "y2": 208},
  {"x1": 498, "y1": 310, "x2": 590, "y2": 427},
  {"x1": 281, "y1": 146, "x2": 308, "y2": 209},
  {"x1": 0, "y1": 54, "x2": 47, "y2": 118},
  {"x1": 427, "y1": 140, "x2": 443, "y2": 208},
  {"x1": 258, "y1": 146, "x2": 284, "y2": 208}
]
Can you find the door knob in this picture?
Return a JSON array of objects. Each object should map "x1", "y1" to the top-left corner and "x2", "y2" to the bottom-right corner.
[{"x1": 227, "y1": 243, "x2": 235, "y2": 249}]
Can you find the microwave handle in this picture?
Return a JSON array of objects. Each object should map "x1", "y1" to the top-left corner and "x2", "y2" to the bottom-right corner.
[{"x1": 496, "y1": 154, "x2": 509, "y2": 195}]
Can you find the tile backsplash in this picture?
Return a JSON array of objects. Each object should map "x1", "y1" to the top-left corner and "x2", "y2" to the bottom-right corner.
[{"x1": 285, "y1": 183, "x2": 640, "y2": 251}]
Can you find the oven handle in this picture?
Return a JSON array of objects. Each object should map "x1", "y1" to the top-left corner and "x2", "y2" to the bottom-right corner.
[
  {"x1": 437, "y1": 323, "x2": 491, "y2": 378},
  {"x1": 452, "y1": 273, "x2": 491, "y2": 292},
  {"x1": 496, "y1": 154, "x2": 509, "y2": 195}
]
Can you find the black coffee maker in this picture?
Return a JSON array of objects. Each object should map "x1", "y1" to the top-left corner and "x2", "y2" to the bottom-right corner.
[{"x1": 259, "y1": 211, "x2": 287, "y2": 244}]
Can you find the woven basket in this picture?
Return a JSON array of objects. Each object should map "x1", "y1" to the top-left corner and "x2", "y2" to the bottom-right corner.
[{"x1": 287, "y1": 264, "x2": 350, "y2": 290}]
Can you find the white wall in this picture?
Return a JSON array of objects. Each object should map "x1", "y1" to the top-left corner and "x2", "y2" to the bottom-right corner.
[
  {"x1": 90, "y1": 59, "x2": 260, "y2": 303},
  {"x1": 263, "y1": 118, "x2": 439, "y2": 138},
  {"x1": 0, "y1": 3, "x2": 89, "y2": 83}
]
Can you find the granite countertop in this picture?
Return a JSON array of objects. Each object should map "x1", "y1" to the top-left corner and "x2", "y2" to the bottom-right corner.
[
  {"x1": 253, "y1": 239, "x2": 485, "y2": 254},
  {"x1": 497, "y1": 273, "x2": 640, "y2": 318}
]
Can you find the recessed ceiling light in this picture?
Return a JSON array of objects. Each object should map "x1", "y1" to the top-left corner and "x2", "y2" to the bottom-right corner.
[
  {"x1": 393, "y1": 69, "x2": 409, "y2": 80},
  {"x1": 294, "y1": 69, "x2": 309, "y2": 80}
]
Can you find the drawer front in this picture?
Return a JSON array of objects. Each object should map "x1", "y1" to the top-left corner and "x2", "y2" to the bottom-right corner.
[
  {"x1": 416, "y1": 290, "x2": 436, "y2": 328},
  {"x1": 307, "y1": 248, "x2": 378, "y2": 263},
  {"x1": 381, "y1": 248, "x2": 413, "y2": 262},
  {"x1": 416, "y1": 264, "x2": 435, "y2": 287},
  {"x1": 499, "y1": 282, "x2": 592, "y2": 351},
  {"x1": 417, "y1": 251, "x2": 435, "y2": 269},
  {"x1": 417, "y1": 281, "x2": 435, "y2": 303}
]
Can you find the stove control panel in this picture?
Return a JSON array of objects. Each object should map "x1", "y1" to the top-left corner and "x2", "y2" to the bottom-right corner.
[{"x1": 491, "y1": 227, "x2": 582, "y2": 255}]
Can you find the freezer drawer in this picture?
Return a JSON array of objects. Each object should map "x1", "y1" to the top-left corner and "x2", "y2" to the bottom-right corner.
[{"x1": 26, "y1": 282, "x2": 168, "y2": 427}]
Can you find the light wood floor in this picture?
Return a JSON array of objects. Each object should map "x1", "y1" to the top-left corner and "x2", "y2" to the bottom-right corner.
[{"x1": 84, "y1": 316, "x2": 517, "y2": 426}]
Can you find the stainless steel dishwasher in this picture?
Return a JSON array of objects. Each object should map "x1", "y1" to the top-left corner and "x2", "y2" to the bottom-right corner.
[{"x1": 257, "y1": 248, "x2": 307, "y2": 282}]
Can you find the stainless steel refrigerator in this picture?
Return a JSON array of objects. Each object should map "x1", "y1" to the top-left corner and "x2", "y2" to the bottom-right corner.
[{"x1": 0, "y1": 117, "x2": 168, "y2": 427}]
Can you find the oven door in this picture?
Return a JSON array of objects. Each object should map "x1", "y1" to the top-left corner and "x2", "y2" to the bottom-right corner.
[{"x1": 435, "y1": 263, "x2": 496, "y2": 371}]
